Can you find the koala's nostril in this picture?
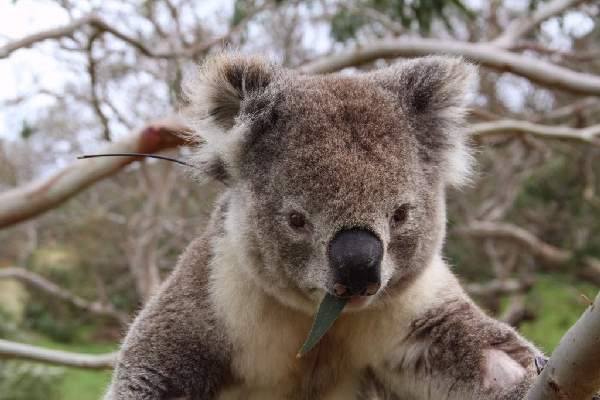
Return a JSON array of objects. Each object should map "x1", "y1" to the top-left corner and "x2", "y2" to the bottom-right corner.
[
  {"x1": 333, "y1": 283, "x2": 348, "y2": 297},
  {"x1": 329, "y1": 228, "x2": 383, "y2": 297},
  {"x1": 365, "y1": 282, "x2": 381, "y2": 296}
]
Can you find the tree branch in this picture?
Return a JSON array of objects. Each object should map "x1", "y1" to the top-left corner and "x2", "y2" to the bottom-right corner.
[
  {"x1": 0, "y1": 339, "x2": 115, "y2": 369},
  {"x1": 454, "y1": 221, "x2": 600, "y2": 284},
  {"x1": 0, "y1": 267, "x2": 128, "y2": 324},
  {"x1": 0, "y1": 4, "x2": 273, "y2": 60},
  {"x1": 0, "y1": 14, "x2": 96, "y2": 59},
  {"x1": 0, "y1": 14, "x2": 165, "y2": 59},
  {"x1": 534, "y1": 97, "x2": 600, "y2": 123},
  {"x1": 493, "y1": 0, "x2": 589, "y2": 48},
  {"x1": 526, "y1": 291, "x2": 600, "y2": 400},
  {"x1": 467, "y1": 120, "x2": 600, "y2": 147},
  {"x1": 86, "y1": 31, "x2": 111, "y2": 141},
  {"x1": 466, "y1": 278, "x2": 532, "y2": 297},
  {"x1": 299, "y1": 37, "x2": 600, "y2": 96},
  {"x1": 510, "y1": 41, "x2": 600, "y2": 62},
  {"x1": 454, "y1": 221, "x2": 571, "y2": 264},
  {"x1": 0, "y1": 117, "x2": 187, "y2": 229},
  {"x1": 501, "y1": 294, "x2": 534, "y2": 327}
]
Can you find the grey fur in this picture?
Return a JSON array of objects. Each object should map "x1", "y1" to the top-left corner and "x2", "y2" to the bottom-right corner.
[{"x1": 105, "y1": 53, "x2": 541, "y2": 400}]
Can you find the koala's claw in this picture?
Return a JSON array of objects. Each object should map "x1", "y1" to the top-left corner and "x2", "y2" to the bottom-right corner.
[{"x1": 534, "y1": 356, "x2": 548, "y2": 375}]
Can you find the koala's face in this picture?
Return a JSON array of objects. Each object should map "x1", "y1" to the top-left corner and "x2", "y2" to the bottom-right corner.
[{"x1": 185, "y1": 54, "x2": 475, "y2": 313}]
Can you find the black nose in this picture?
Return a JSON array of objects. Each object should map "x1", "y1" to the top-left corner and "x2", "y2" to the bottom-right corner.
[{"x1": 328, "y1": 228, "x2": 383, "y2": 297}]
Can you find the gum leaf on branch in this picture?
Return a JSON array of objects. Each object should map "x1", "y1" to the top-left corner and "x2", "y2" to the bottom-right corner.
[{"x1": 297, "y1": 293, "x2": 347, "y2": 358}]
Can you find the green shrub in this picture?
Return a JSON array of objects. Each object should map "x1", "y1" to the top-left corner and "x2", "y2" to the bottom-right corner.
[{"x1": 0, "y1": 361, "x2": 63, "y2": 400}]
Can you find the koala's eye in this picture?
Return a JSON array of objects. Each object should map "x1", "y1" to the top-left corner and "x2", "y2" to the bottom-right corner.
[
  {"x1": 288, "y1": 212, "x2": 307, "y2": 230},
  {"x1": 391, "y1": 204, "x2": 410, "y2": 227}
]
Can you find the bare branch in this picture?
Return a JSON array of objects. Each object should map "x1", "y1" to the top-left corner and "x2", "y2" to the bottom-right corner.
[
  {"x1": 466, "y1": 278, "x2": 532, "y2": 297},
  {"x1": 454, "y1": 221, "x2": 600, "y2": 284},
  {"x1": 299, "y1": 37, "x2": 600, "y2": 96},
  {"x1": 526, "y1": 291, "x2": 600, "y2": 400},
  {"x1": 467, "y1": 120, "x2": 600, "y2": 147},
  {"x1": 0, "y1": 117, "x2": 187, "y2": 229},
  {"x1": 510, "y1": 41, "x2": 600, "y2": 62},
  {"x1": 86, "y1": 31, "x2": 111, "y2": 141},
  {"x1": 0, "y1": 267, "x2": 128, "y2": 324},
  {"x1": 340, "y1": 4, "x2": 405, "y2": 35},
  {"x1": 0, "y1": 4, "x2": 273, "y2": 60},
  {"x1": 454, "y1": 221, "x2": 571, "y2": 265},
  {"x1": 501, "y1": 294, "x2": 534, "y2": 327},
  {"x1": 0, "y1": 13, "x2": 165, "y2": 59},
  {"x1": 0, "y1": 339, "x2": 115, "y2": 369},
  {"x1": 493, "y1": 0, "x2": 589, "y2": 48},
  {"x1": 0, "y1": 14, "x2": 96, "y2": 59},
  {"x1": 534, "y1": 98, "x2": 600, "y2": 123},
  {"x1": 178, "y1": 1, "x2": 276, "y2": 59}
]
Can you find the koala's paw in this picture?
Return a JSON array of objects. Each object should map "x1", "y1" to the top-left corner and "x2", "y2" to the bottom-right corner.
[{"x1": 483, "y1": 349, "x2": 527, "y2": 391}]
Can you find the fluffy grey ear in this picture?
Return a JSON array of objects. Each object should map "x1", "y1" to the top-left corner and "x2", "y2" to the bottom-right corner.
[
  {"x1": 371, "y1": 56, "x2": 478, "y2": 187},
  {"x1": 185, "y1": 52, "x2": 274, "y2": 130},
  {"x1": 182, "y1": 53, "x2": 274, "y2": 183}
]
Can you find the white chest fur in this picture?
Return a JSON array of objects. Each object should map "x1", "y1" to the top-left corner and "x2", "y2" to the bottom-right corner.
[{"x1": 208, "y1": 226, "x2": 459, "y2": 399}]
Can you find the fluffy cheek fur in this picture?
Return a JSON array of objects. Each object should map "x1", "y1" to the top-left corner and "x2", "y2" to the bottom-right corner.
[
  {"x1": 228, "y1": 188, "x2": 327, "y2": 313},
  {"x1": 385, "y1": 181, "x2": 447, "y2": 294}
]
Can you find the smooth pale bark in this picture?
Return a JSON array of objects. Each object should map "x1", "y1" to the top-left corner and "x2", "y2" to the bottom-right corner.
[
  {"x1": 300, "y1": 37, "x2": 600, "y2": 96},
  {"x1": 468, "y1": 120, "x2": 600, "y2": 146},
  {"x1": 0, "y1": 339, "x2": 115, "y2": 369},
  {"x1": 526, "y1": 291, "x2": 600, "y2": 400},
  {"x1": 0, "y1": 118, "x2": 186, "y2": 229}
]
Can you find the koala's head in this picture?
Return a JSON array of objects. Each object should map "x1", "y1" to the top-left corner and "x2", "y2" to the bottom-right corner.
[{"x1": 184, "y1": 53, "x2": 476, "y2": 313}]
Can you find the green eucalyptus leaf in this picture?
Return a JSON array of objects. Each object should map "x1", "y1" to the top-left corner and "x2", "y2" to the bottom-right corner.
[{"x1": 297, "y1": 293, "x2": 347, "y2": 358}]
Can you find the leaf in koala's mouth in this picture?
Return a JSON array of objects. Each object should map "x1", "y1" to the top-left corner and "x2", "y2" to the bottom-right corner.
[{"x1": 296, "y1": 293, "x2": 348, "y2": 358}]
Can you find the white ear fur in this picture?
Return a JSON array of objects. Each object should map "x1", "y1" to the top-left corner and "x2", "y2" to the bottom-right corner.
[
  {"x1": 434, "y1": 59, "x2": 478, "y2": 188},
  {"x1": 181, "y1": 52, "x2": 274, "y2": 183}
]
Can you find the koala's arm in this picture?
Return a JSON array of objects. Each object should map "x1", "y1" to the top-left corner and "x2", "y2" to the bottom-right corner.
[
  {"x1": 105, "y1": 238, "x2": 232, "y2": 400},
  {"x1": 385, "y1": 298, "x2": 541, "y2": 400}
]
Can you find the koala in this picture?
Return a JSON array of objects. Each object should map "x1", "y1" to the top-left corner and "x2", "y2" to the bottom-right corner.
[{"x1": 104, "y1": 53, "x2": 543, "y2": 400}]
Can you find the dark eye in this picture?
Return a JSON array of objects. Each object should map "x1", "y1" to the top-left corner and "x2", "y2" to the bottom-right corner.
[
  {"x1": 391, "y1": 204, "x2": 410, "y2": 227},
  {"x1": 289, "y1": 212, "x2": 307, "y2": 230}
]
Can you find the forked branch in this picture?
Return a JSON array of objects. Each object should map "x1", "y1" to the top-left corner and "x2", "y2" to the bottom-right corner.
[{"x1": 0, "y1": 117, "x2": 187, "y2": 229}]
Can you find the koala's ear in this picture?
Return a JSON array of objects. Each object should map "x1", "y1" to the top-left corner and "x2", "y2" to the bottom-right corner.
[
  {"x1": 186, "y1": 52, "x2": 274, "y2": 130},
  {"x1": 182, "y1": 53, "x2": 274, "y2": 183},
  {"x1": 371, "y1": 56, "x2": 478, "y2": 187}
]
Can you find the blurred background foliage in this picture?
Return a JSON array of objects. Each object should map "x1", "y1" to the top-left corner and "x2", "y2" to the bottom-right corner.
[{"x1": 1, "y1": 0, "x2": 599, "y2": 398}]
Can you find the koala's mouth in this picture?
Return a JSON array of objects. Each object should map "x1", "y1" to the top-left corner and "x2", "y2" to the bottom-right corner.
[
  {"x1": 346, "y1": 294, "x2": 372, "y2": 308},
  {"x1": 307, "y1": 287, "x2": 376, "y2": 309}
]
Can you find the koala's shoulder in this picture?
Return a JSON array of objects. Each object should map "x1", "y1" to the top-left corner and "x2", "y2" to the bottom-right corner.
[{"x1": 121, "y1": 194, "x2": 233, "y2": 356}]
